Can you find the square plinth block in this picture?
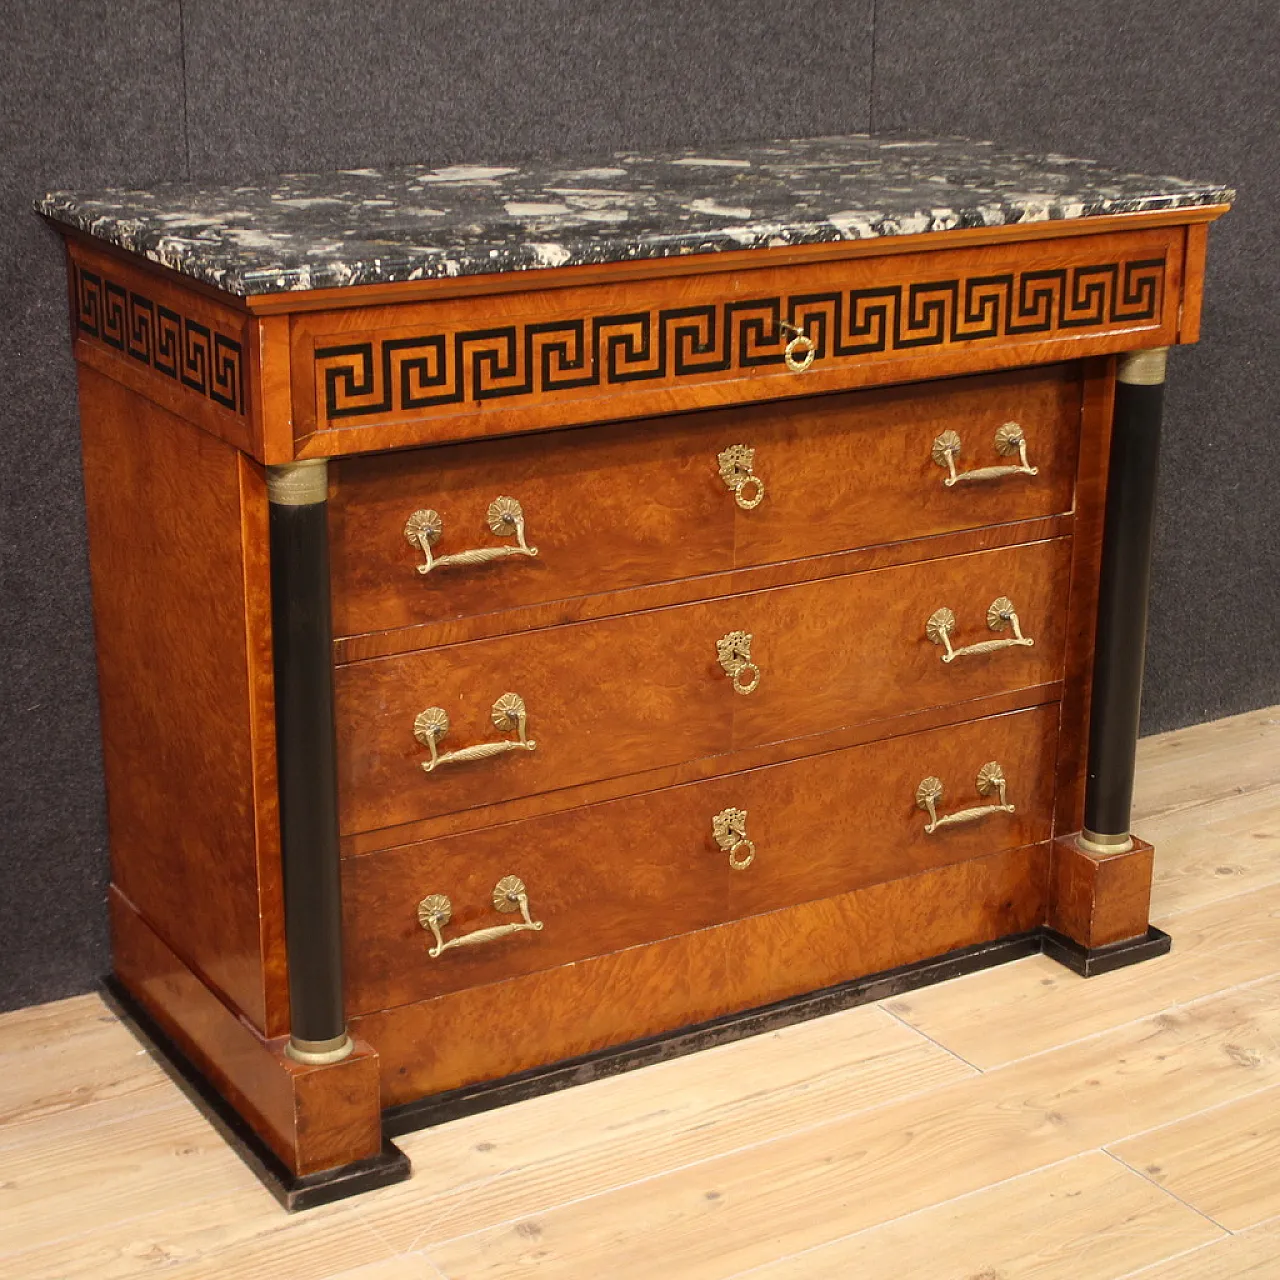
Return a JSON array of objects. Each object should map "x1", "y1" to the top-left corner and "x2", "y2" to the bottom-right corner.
[{"x1": 1048, "y1": 834, "x2": 1156, "y2": 950}]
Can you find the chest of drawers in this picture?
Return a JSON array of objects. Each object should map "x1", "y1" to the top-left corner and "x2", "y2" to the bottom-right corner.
[{"x1": 40, "y1": 135, "x2": 1232, "y2": 1207}]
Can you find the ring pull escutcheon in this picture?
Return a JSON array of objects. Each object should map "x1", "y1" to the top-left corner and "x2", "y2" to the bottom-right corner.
[
  {"x1": 718, "y1": 444, "x2": 766, "y2": 510},
  {"x1": 713, "y1": 807, "x2": 756, "y2": 871},
  {"x1": 779, "y1": 319, "x2": 816, "y2": 373},
  {"x1": 717, "y1": 630, "x2": 761, "y2": 695}
]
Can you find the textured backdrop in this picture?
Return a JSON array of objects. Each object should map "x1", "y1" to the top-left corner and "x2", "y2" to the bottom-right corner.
[{"x1": 2, "y1": 0, "x2": 1275, "y2": 1011}]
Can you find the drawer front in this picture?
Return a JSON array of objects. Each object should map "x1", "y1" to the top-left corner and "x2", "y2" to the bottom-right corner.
[
  {"x1": 297, "y1": 223, "x2": 1180, "y2": 460},
  {"x1": 342, "y1": 702, "x2": 1059, "y2": 1014},
  {"x1": 328, "y1": 365, "x2": 1080, "y2": 639},
  {"x1": 359, "y1": 842, "x2": 1051, "y2": 1105},
  {"x1": 335, "y1": 538, "x2": 1070, "y2": 834}
]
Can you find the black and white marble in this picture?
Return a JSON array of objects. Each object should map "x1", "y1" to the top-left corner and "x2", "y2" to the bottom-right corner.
[{"x1": 37, "y1": 134, "x2": 1233, "y2": 297}]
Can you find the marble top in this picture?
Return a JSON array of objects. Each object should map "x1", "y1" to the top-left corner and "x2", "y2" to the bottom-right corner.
[{"x1": 37, "y1": 134, "x2": 1233, "y2": 297}]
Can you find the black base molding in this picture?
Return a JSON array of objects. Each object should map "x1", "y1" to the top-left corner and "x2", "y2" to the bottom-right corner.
[
  {"x1": 1041, "y1": 924, "x2": 1172, "y2": 978},
  {"x1": 102, "y1": 922, "x2": 1171, "y2": 1205},
  {"x1": 100, "y1": 977, "x2": 411, "y2": 1212}
]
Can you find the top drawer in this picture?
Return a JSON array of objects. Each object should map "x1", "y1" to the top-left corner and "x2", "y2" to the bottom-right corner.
[{"x1": 328, "y1": 364, "x2": 1081, "y2": 640}]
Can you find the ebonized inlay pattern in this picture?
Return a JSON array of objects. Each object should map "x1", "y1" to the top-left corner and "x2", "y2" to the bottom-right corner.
[
  {"x1": 317, "y1": 257, "x2": 1164, "y2": 419},
  {"x1": 74, "y1": 265, "x2": 246, "y2": 414}
]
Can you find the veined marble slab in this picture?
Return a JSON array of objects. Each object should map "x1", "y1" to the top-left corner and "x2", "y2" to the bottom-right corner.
[{"x1": 37, "y1": 134, "x2": 1233, "y2": 297}]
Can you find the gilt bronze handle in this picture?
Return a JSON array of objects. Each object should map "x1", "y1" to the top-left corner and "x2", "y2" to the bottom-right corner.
[
  {"x1": 718, "y1": 444, "x2": 766, "y2": 510},
  {"x1": 779, "y1": 320, "x2": 816, "y2": 373},
  {"x1": 404, "y1": 496, "x2": 538, "y2": 574},
  {"x1": 413, "y1": 693, "x2": 536, "y2": 773},
  {"x1": 925, "y1": 596, "x2": 1035, "y2": 663},
  {"x1": 915, "y1": 762, "x2": 1015, "y2": 834},
  {"x1": 931, "y1": 423, "x2": 1038, "y2": 487},
  {"x1": 417, "y1": 875, "x2": 544, "y2": 958},
  {"x1": 713, "y1": 807, "x2": 756, "y2": 871},
  {"x1": 717, "y1": 630, "x2": 761, "y2": 695}
]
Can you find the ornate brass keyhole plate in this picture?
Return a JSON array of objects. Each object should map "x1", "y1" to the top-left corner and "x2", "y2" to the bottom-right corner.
[
  {"x1": 717, "y1": 630, "x2": 761, "y2": 695},
  {"x1": 718, "y1": 444, "x2": 766, "y2": 510},
  {"x1": 712, "y1": 806, "x2": 756, "y2": 871}
]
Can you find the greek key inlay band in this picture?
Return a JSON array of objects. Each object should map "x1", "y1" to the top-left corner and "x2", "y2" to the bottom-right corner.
[
  {"x1": 73, "y1": 264, "x2": 246, "y2": 415},
  {"x1": 315, "y1": 257, "x2": 1165, "y2": 421}
]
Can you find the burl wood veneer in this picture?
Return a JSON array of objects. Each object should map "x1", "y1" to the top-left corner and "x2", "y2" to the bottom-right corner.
[{"x1": 41, "y1": 135, "x2": 1231, "y2": 1205}]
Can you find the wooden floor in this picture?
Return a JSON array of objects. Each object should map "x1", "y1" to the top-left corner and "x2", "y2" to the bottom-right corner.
[{"x1": 4, "y1": 707, "x2": 1280, "y2": 1280}]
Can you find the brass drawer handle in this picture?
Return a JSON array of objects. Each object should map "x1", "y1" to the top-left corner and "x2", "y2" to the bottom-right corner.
[
  {"x1": 931, "y1": 423, "x2": 1038, "y2": 487},
  {"x1": 717, "y1": 630, "x2": 761, "y2": 695},
  {"x1": 417, "y1": 875, "x2": 544, "y2": 958},
  {"x1": 915, "y1": 762, "x2": 1015, "y2": 834},
  {"x1": 413, "y1": 693, "x2": 536, "y2": 773},
  {"x1": 925, "y1": 596, "x2": 1035, "y2": 663},
  {"x1": 713, "y1": 807, "x2": 755, "y2": 871},
  {"x1": 404, "y1": 496, "x2": 538, "y2": 574},
  {"x1": 780, "y1": 320, "x2": 816, "y2": 373},
  {"x1": 718, "y1": 444, "x2": 766, "y2": 510}
]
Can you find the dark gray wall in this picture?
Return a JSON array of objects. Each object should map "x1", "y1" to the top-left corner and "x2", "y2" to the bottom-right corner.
[
  {"x1": 872, "y1": 0, "x2": 1280, "y2": 756},
  {"x1": 2, "y1": 0, "x2": 1275, "y2": 1012}
]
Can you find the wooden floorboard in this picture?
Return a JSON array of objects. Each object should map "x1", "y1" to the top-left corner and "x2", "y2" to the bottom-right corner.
[
  {"x1": 364, "y1": 1004, "x2": 973, "y2": 1249},
  {"x1": 419, "y1": 976, "x2": 1280, "y2": 1278},
  {"x1": 735, "y1": 1152, "x2": 1224, "y2": 1280},
  {"x1": 881, "y1": 879, "x2": 1280, "y2": 1069},
  {"x1": 1119, "y1": 1216, "x2": 1280, "y2": 1279},
  {"x1": 0, "y1": 706, "x2": 1277, "y2": 1280},
  {"x1": 0, "y1": 997, "x2": 179, "y2": 1146},
  {"x1": 3, "y1": 1187, "x2": 393, "y2": 1280},
  {"x1": 1129, "y1": 706, "x2": 1280, "y2": 826},
  {"x1": 1110, "y1": 1084, "x2": 1280, "y2": 1231},
  {"x1": 1144, "y1": 782, "x2": 1280, "y2": 919}
]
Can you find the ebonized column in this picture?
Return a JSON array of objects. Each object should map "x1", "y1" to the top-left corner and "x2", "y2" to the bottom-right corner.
[
  {"x1": 1080, "y1": 347, "x2": 1169, "y2": 854},
  {"x1": 267, "y1": 459, "x2": 352, "y2": 1064}
]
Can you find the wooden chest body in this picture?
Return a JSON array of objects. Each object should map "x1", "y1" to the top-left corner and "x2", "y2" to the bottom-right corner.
[{"x1": 59, "y1": 201, "x2": 1224, "y2": 1203}]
